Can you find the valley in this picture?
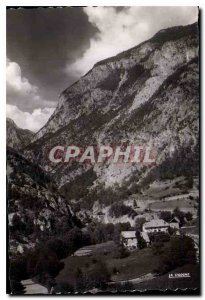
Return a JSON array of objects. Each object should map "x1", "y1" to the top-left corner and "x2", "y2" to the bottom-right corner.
[{"x1": 7, "y1": 21, "x2": 199, "y2": 294}]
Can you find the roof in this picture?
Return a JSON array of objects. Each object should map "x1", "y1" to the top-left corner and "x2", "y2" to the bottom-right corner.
[
  {"x1": 143, "y1": 219, "x2": 169, "y2": 229},
  {"x1": 170, "y1": 216, "x2": 180, "y2": 223},
  {"x1": 121, "y1": 231, "x2": 136, "y2": 239},
  {"x1": 141, "y1": 232, "x2": 150, "y2": 243}
]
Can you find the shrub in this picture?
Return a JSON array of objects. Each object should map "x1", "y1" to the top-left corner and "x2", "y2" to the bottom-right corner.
[
  {"x1": 114, "y1": 246, "x2": 130, "y2": 259},
  {"x1": 149, "y1": 232, "x2": 170, "y2": 243},
  {"x1": 109, "y1": 202, "x2": 137, "y2": 218}
]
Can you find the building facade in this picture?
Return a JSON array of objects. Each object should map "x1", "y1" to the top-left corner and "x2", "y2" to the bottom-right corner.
[
  {"x1": 121, "y1": 231, "x2": 138, "y2": 250},
  {"x1": 142, "y1": 219, "x2": 169, "y2": 233}
]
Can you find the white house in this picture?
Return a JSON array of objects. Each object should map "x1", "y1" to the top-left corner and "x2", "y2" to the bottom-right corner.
[
  {"x1": 142, "y1": 219, "x2": 169, "y2": 233},
  {"x1": 121, "y1": 231, "x2": 138, "y2": 250}
]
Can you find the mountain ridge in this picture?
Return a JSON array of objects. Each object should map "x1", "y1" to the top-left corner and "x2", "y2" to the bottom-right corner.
[
  {"x1": 7, "y1": 118, "x2": 35, "y2": 150},
  {"x1": 7, "y1": 146, "x2": 80, "y2": 256},
  {"x1": 23, "y1": 22, "x2": 199, "y2": 203}
]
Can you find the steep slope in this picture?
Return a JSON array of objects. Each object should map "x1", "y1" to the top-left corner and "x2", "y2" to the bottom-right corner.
[
  {"x1": 24, "y1": 23, "x2": 199, "y2": 201},
  {"x1": 7, "y1": 118, "x2": 34, "y2": 150},
  {"x1": 7, "y1": 147, "x2": 80, "y2": 257}
]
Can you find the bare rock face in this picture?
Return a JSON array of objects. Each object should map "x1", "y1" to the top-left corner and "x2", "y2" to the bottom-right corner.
[
  {"x1": 7, "y1": 118, "x2": 34, "y2": 150},
  {"x1": 7, "y1": 147, "x2": 79, "y2": 256},
  {"x1": 25, "y1": 23, "x2": 199, "y2": 196}
]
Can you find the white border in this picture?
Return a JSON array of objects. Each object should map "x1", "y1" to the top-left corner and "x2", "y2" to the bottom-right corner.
[{"x1": 0, "y1": 1, "x2": 204, "y2": 299}]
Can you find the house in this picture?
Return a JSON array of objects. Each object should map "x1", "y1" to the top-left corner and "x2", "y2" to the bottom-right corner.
[
  {"x1": 121, "y1": 231, "x2": 138, "y2": 250},
  {"x1": 169, "y1": 217, "x2": 180, "y2": 229},
  {"x1": 142, "y1": 219, "x2": 169, "y2": 233}
]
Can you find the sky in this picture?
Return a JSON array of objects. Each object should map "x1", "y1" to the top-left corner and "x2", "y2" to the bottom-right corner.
[{"x1": 6, "y1": 6, "x2": 198, "y2": 132}]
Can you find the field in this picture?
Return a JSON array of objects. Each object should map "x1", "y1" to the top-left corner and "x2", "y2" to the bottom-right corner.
[
  {"x1": 56, "y1": 244, "x2": 160, "y2": 286},
  {"x1": 56, "y1": 239, "x2": 199, "y2": 292},
  {"x1": 137, "y1": 177, "x2": 198, "y2": 215},
  {"x1": 149, "y1": 197, "x2": 196, "y2": 213},
  {"x1": 107, "y1": 247, "x2": 160, "y2": 281}
]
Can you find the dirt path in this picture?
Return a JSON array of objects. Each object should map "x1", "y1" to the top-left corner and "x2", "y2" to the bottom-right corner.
[
  {"x1": 109, "y1": 272, "x2": 156, "y2": 286},
  {"x1": 21, "y1": 279, "x2": 48, "y2": 294}
]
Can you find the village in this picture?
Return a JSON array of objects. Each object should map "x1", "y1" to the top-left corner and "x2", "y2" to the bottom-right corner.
[
  {"x1": 71, "y1": 176, "x2": 199, "y2": 256},
  {"x1": 120, "y1": 217, "x2": 180, "y2": 250},
  {"x1": 73, "y1": 215, "x2": 197, "y2": 256},
  {"x1": 52, "y1": 209, "x2": 199, "y2": 293}
]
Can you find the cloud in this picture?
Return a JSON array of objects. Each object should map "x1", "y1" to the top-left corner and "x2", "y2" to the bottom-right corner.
[
  {"x1": 6, "y1": 104, "x2": 55, "y2": 132},
  {"x1": 66, "y1": 6, "x2": 198, "y2": 77},
  {"x1": 7, "y1": 58, "x2": 55, "y2": 112}
]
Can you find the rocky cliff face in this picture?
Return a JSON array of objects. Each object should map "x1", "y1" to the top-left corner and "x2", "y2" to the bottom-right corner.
[
  {"x1": 25, "y1": 23, "x2": 199, "y2": 202},
  {"x1": 7, "y1": 118, "x2": 34, "y2": 150},
  {"x1": 7, "y1": 147, "x2": 80, "y2": 257}
]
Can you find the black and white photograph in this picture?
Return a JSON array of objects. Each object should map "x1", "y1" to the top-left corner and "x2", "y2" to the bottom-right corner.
[{"x1": 6, "y1": 5, "x2": 200, "y2": 294}]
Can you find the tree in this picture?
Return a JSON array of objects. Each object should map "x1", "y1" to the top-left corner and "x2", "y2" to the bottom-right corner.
[
  {"x1": 10, "y1": 280, "x2": 25, "y2": 294},
  {"x1": 93, "y1": 223, "x2": 106, "y2": 244},
  {"x1": 136, "y1": 231, "x2": 147, "y2": 249},
  {"x1": 173, "y1": 207, "x2": 185, "y2": 226},
  {"x1": 65, "y1": 227, "x2": 83, "y2": 254},
  {"x1": 10, "y1": 255, "x2": 28, "y2": 281},
  {"x1": 156, "y1": 236, "x2": 197, "y2": 274},
  {"x1": 135, "y1": 217, "x2": 146, "y2": 231},
  {"x1": 116, "y1": 246, "x2": 130, "y2": 258},
  {"x1": 109, "y1": 202, "x2": 137, "y2": 218},
  {"x1": 11, "y1": 214, "x2": 26, "y2": 232},
  {"x1": 27, "y1": 248, "x2": 64, "y2": 279},
  {"x1": 113, "y1": 222, "x2": 131, "y2": 244},
  {"x1": 160, "y1": 211, "x2": 172, "y2": 223},
  {"x1": 185, "y1": 211, "x2": 193, "y2": 221},
  {"x1": 46, "y1": 238, "x2": 68, "y2": 259}
]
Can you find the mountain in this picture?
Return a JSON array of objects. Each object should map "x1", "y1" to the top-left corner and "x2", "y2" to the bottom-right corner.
[
  {"x1": 7, "y1": 147, "x2": 80, "y2": 257},
  {"x1": 7, "y1": 118, "x2": 34, "y2": 150},
  {"x1": 24, "y1": 23, "x2": 199, "y2": 212}
]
